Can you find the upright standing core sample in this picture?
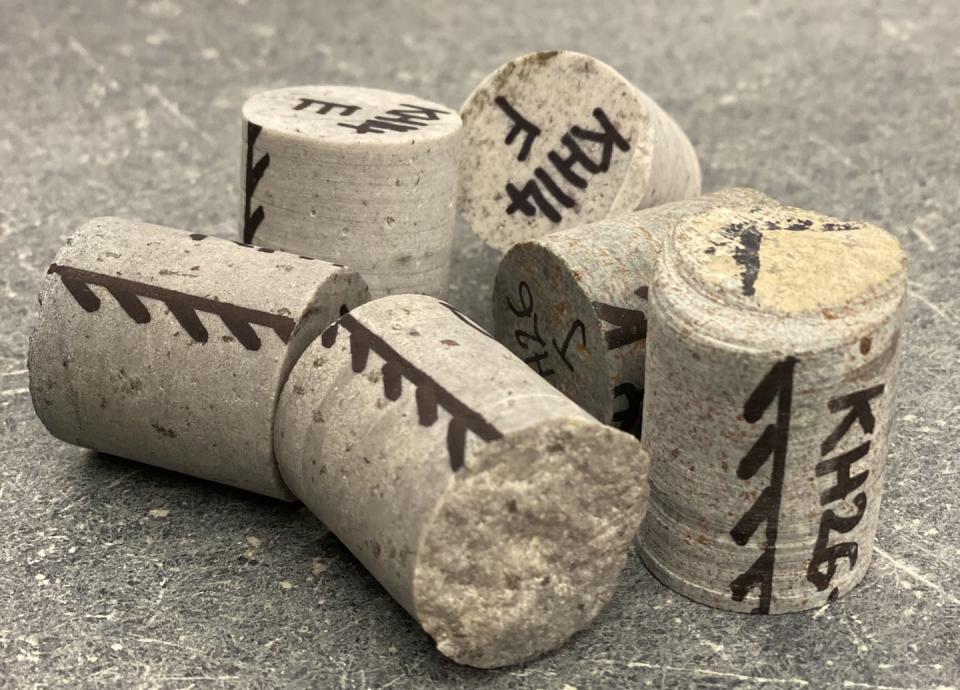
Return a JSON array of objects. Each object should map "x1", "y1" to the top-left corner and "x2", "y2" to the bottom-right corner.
[
  {"x1": 274, "y1": 295, "x2": 649, "y2": 667},
  {"x1": 493, "y1": 188, "x2": 775, "y2": 437},
  {"x1": 29, "y1": 217, "x2": 369, "y2": 499},
  {"x1": 241, "y1": 85, "x2": 462, "y2": 299},
  {"x1": 639, "y1": 205, "x2": 907, "y2": 613},
  {"x1": 459, "y1": 50, "x2": 702, "y2": 251}
]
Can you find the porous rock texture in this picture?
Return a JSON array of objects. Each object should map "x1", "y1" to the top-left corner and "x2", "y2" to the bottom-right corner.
[
  {"x1": 639, "y1": 204, "x2": 907, "y2": 614},
  {"x1": 274, "y1": 294, "x2": 649, "y2": 667},
  {"x1": 493, "y1": 187, "x2": 776, "y2": 435},
  {"x1": 241, "y1": 85, "x2": 462, "y2": 298},
  {"x1": 29, "y1": 217, "x2": 369, "y2": 498},
  {"x1": 459, "y1": 50, "x2": 701, "y2": 251}
]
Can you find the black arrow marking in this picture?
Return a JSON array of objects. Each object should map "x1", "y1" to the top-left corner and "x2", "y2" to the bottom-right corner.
[
  {"x1": 49, "y1": 263, "x2": 294, "y2": 351},
  {"x1": 320, "y1": 310, "x2": 503, "y2": 472},
  {"x1": 591, "y1": 286, "x2": 649, "y2": 350},
  {"x1": 242, "y1": 122, "x2": 270, "y2": 244}
]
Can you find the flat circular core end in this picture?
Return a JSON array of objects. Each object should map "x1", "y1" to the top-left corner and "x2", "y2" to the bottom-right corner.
[
  {"x1": 493, "y1": 241, "x2": 610, "y2": 420},
  {"x1": 243, "y1": 85, "x2": 461, "y2": 145},
  {"x1": 673, "y1": 205, "x2": 906, "y2": 316},
  {"x1": 458, "y1": 51, "x2": 650, "y2": 249},
  {"x1": 412, "y1": 419, "x2": 648, "y2": 668}
]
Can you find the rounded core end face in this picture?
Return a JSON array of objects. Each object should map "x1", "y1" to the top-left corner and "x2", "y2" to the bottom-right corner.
[
  {"x1": 242, "y1": 85, "x2": 462, "y2": 148},
  {"x1": 411, "y1": 419, "x2": 648, "y2": 668},
  {"x1": 458, "y1": 51, "x2": 650, "y2": 251},
  {"x1": 493, "y1": 240, "x2": 611, "y2": 420},
  {"x1": 672, "y1": 205, "x2": 907, "y2": 317}
]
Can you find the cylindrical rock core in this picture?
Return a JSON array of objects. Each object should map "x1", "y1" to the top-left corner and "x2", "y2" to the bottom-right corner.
[
  {"x1": 28, "y1": 217, "x2": 369, "y2": 499},
  {"x1": 493, "y1": 188, "x2": 776, "y2": 438},
  {"x1": 639, "y1": 204, "x2": 907, "y2": 613},
  {"x1": 240, "y1": 86, "x2": 462, "y2": 299},
  {"x1": 274, "y1": 295, "x2": 649, "y2": 667},
  {"x1": 458, "y1": 50, "x2": 702, "y2": 252}
]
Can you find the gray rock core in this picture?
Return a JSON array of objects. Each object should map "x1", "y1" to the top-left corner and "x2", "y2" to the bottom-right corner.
[
  {"x1": 274, "y1": 295, "x2": 649, "y2": 667},
  {"x1": 28, "y1": 217, "x2": 369, "y2": 499},
  {"x1": 241, "y1": 86, "x2": 462, "y2": 299},
  {"x1": 493, "y1": 188, "x2": 776, "y2": 433},
  {"x1": 639, "y1": 204, "x2": 907, "y2": 614},
  {"x1": 459, "y1": 50, "x2": 702, "y2": 251}
]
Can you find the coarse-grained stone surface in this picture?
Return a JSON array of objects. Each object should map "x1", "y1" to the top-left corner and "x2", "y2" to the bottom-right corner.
[
  {"x1": 458, "y1": 50, "x2": 701, "y2": 251},
  {"x1": 28, "y1": 217, "x2": 369, "y2": 500},
  {"x1": 0, "y1": 0, "x2": 958, "y2": 687},
  {"x1": 274, "y1": 295, "x2": 648, "y2": 668}
]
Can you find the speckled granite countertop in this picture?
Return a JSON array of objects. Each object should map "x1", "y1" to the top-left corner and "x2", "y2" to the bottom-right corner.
[{"x1": 1, "y1": 1, "x2": 958, "y2": 687}]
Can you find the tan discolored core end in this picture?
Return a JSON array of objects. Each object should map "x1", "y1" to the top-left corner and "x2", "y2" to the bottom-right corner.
[
  {"x1": 674, "y1": 205, "x2": 906, "y2": 316},
  {"x1": 411, "y1": 419, "x2": 649, "y2": 668}
]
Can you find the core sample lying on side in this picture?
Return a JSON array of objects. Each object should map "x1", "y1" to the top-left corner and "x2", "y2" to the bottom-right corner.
[
  {"x1": 459, "y1": 50, "x2": 702, "y2": 251},
  {"x1": 28, "y1": 217, "x2": 369, "y2": 498},
  {"x1": 274, "y1": 294, "x2": 650, "y2": 667}
]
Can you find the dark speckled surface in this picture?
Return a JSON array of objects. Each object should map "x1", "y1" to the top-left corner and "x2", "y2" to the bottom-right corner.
[{"x1": 1, "y1": 0, "x2": 958, "y2": 687}]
